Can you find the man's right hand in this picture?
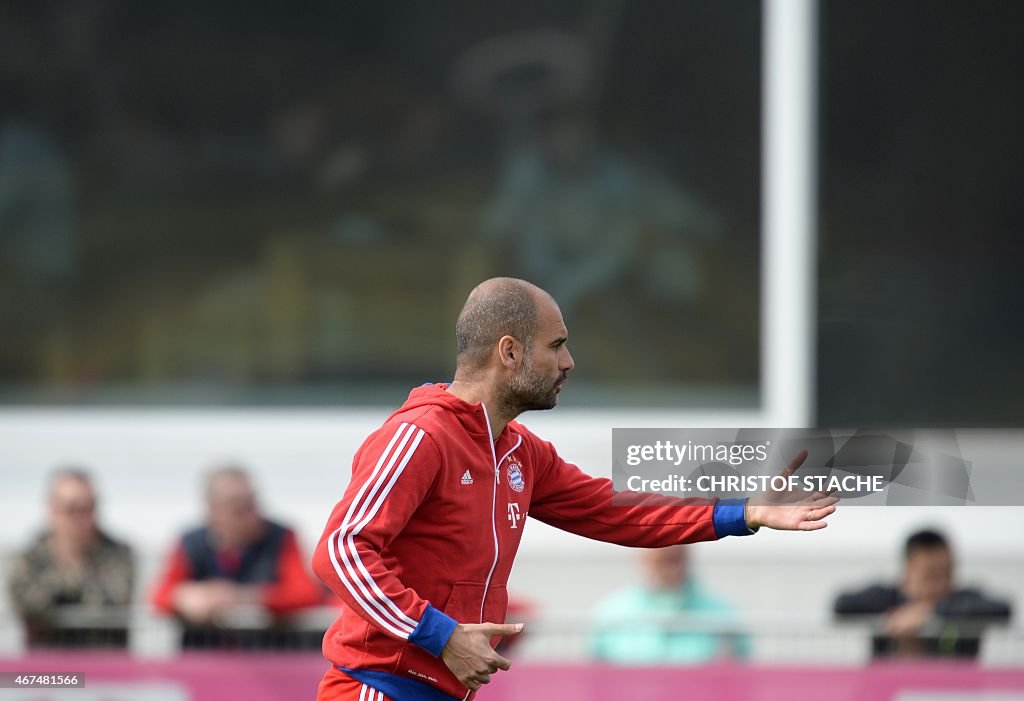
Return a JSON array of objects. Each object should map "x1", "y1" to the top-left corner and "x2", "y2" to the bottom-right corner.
[{"x1": 441, "y1": 622, "x2": 523, "y2": 691}]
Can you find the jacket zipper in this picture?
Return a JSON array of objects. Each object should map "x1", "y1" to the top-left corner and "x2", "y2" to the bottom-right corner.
[{"x1": 478, "y1": 403, "x2": 522, "y2": 622}]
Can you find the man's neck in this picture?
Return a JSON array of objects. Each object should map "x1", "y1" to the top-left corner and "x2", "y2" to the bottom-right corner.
[
  {"x1": 211, "y1": 520, "x2": 267, "y2": 552},
  {"x1": 446, "y1": 378, "x2": 515, "y2": 440}
]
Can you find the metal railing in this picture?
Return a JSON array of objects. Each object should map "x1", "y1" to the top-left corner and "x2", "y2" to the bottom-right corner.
[{"x1": 1, "y1": 607, "x2": 1021, "y2": 665}]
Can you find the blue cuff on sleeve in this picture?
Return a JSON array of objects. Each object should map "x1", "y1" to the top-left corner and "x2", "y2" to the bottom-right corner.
[
  {"x1": 409, "y1": 604, "x2": 458, "y2": 657},
  {"x1": 713, "y1": 498, "x2": 757, "y2": 538}
]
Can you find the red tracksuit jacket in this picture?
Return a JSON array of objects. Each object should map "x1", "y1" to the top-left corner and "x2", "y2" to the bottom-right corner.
[{"x1": 312, "y1": 384, "x2": 753, "y2": 701}]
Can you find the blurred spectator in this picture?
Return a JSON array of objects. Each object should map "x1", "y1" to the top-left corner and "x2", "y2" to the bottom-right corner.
[
  {"x1": 834, "y1": 529, "x2": 1011, "y2": 658},
  {"x1": 482, "y1": 103, "x2": 718, "y2": 322},
  {"x1": 468, "y1": 31, "x2": 723, "y2": 381},
  {"x1": 469, "y1": 32, "x2": 721, "y2": 330},
  {"x1": 590, "y1": 545, "x2": 748, "y2": 664},
  {"x1": 151, "y1": 465, "x2": 322, "y2": 648},
  {"x1": 6, "y1": 468, "x2": 134, "y2": 648}
]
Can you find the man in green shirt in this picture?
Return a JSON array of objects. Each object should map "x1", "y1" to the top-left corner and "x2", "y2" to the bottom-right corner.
[{"x1": 591, "y1": 545, "x2": 748, "y2": 664}]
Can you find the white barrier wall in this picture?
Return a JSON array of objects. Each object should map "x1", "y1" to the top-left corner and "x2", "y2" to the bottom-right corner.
[{"x1": 2, "y1": 409, "x2": 1022, "y2": 627}]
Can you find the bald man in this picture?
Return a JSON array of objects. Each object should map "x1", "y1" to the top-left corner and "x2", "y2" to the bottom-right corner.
[
  {"x1": 150, "y1": 466, "x2": 323, "y2": 646},
  {"x1": 312, "y1": 278, "x2": 837, "y2": 701}
]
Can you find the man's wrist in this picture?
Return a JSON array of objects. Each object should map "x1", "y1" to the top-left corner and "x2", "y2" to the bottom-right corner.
[
  {"x1": 712, "y1": 498, "x2": 757, "y2": 537},
  {"x1": 744, "y1": 500, "x2": 762, "y2": 530},
  {"x1": 410, "y1": 604, "x2": 459, "y2": 657}
]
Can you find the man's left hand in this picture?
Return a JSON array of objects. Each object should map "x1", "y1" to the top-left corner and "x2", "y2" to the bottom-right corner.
[{"x1": 744, "y1": 450, "x2": 839, "y2": 531}]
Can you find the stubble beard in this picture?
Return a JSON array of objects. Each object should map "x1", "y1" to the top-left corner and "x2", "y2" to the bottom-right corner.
[{"x1": 501, "y1": 356, "x2": 561, "y2": 419}]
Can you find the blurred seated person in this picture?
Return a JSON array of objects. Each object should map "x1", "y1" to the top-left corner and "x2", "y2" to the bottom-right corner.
[
  {"x1": 151, "y1": 465, "x2": 322, "y2": 648},
  {"x1": 6, "y1": 468, "x2": 134, "y2": 648},
  {"x1": 590, "y1": 545, "x2": 748, "y2": 664},
  {"x1": 833, "y1": 529, "x2": 1011, "y2": 658}
]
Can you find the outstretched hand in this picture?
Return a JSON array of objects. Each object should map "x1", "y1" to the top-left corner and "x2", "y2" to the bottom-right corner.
[
  {"x1": 441, "y1": 622, "x2": 523, "y2": 691},
  {"x1": 744, "y1": 449, "x2": 839, "y2": 531}
]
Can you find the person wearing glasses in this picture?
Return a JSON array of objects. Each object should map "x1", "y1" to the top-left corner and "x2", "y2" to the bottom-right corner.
[{"x1": 6, "y1": 468, "x2": 134, "y2": 648}]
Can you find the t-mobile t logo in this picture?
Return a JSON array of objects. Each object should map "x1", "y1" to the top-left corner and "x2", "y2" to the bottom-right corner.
[{"x1": 507, "y1": 502, "x2": 524, "y2": 529}]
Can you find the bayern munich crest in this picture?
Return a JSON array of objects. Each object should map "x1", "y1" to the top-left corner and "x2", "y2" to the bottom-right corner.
[{"x1": 506, "y1": 459, "x2": 526, "y2": 492}]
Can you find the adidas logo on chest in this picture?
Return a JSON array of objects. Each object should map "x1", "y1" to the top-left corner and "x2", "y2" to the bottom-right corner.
[{"x1": 460, "y1": 470, "x2": 474, "y2": 485}]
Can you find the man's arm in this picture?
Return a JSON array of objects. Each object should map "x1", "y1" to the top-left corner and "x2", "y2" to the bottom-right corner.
[
  {"x1": 833, "y1": 585, "x2": 901, "y2": 616},
  {"x1": 150, "y1": 542, "x2": 191, "y2": 615},
  {"x1": 528, "y1": 439, "x2": 746, "y2": 545},
  {"x1": 529, "y1": 443, "x2": 836, "y2": 544},
  {"x1": 936, "y1": 590, "x2": 1012, "y2": 621},
  {"x1": 311, "y1": 422, "x2": 457, "y2": 656},
  {"x1": 6, "y1": 553, "x2": 52, "y2": 620}
]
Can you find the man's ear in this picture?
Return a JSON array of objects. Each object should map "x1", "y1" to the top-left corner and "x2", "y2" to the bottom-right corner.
[{"x1": 497, "y1": 335, "x2": 521, "y2": 370}]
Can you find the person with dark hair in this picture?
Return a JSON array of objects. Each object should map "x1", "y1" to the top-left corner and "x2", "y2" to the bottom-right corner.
[
  {"x1": 312, "y1": 277, "x2": 837, "y2": 701},
  {"x1": 150, "y1": 465, "x2": 323, "y2": 648},
  {"x1": 6, "y1": 469, "x2": 134, "y2": 648},
  {"x1": 834, "y1": 528, "x2": 1011, "y2": 658}
]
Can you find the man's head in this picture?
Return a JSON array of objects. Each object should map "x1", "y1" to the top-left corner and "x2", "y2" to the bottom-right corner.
[
  {"x1": 901, "y1": 529, "x2": 954, "y2": 605},
  {"x1": 47, "y1": 468, "x2": 99, "y2": 549},
  {"x1": 455, "y1": 277, "x2": 574, "y2": 417},
  {"x1": 641, "y1": 545, "x2": 690, "y2": 592},
  {"x1": 205, "y1": 465, "x2": 264, "y2": 549}
]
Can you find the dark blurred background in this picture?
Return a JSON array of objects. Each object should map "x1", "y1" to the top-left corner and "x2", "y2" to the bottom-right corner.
[
  {"x1": 817, "y1": 0, "x2": 1024, "y2": 426},
  {"x1": 6, "y1": 2, "x2": 1023, "y2": 424},
  {"x1": 0, "y1": 0, "x2": 762, "y2": 407}
]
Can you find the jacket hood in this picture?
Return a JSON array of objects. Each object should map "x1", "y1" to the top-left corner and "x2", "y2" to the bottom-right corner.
[{"x1": 389, "y1": 383, "x2": 494, "y2": 437}]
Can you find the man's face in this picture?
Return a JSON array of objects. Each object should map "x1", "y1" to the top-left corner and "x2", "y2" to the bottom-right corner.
[
  {"x1": 48, "y1": 477, "x2": 98, "y2": 546},
  {"x1": 506, "y1": 295, "x2": 574, "y2": 412},
  {"x1": 208, "y1": 475, "x2": 262, "y2": 548},
  {"x1": 902, "y1": 546, "x2": 954, "y2": 604}
]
